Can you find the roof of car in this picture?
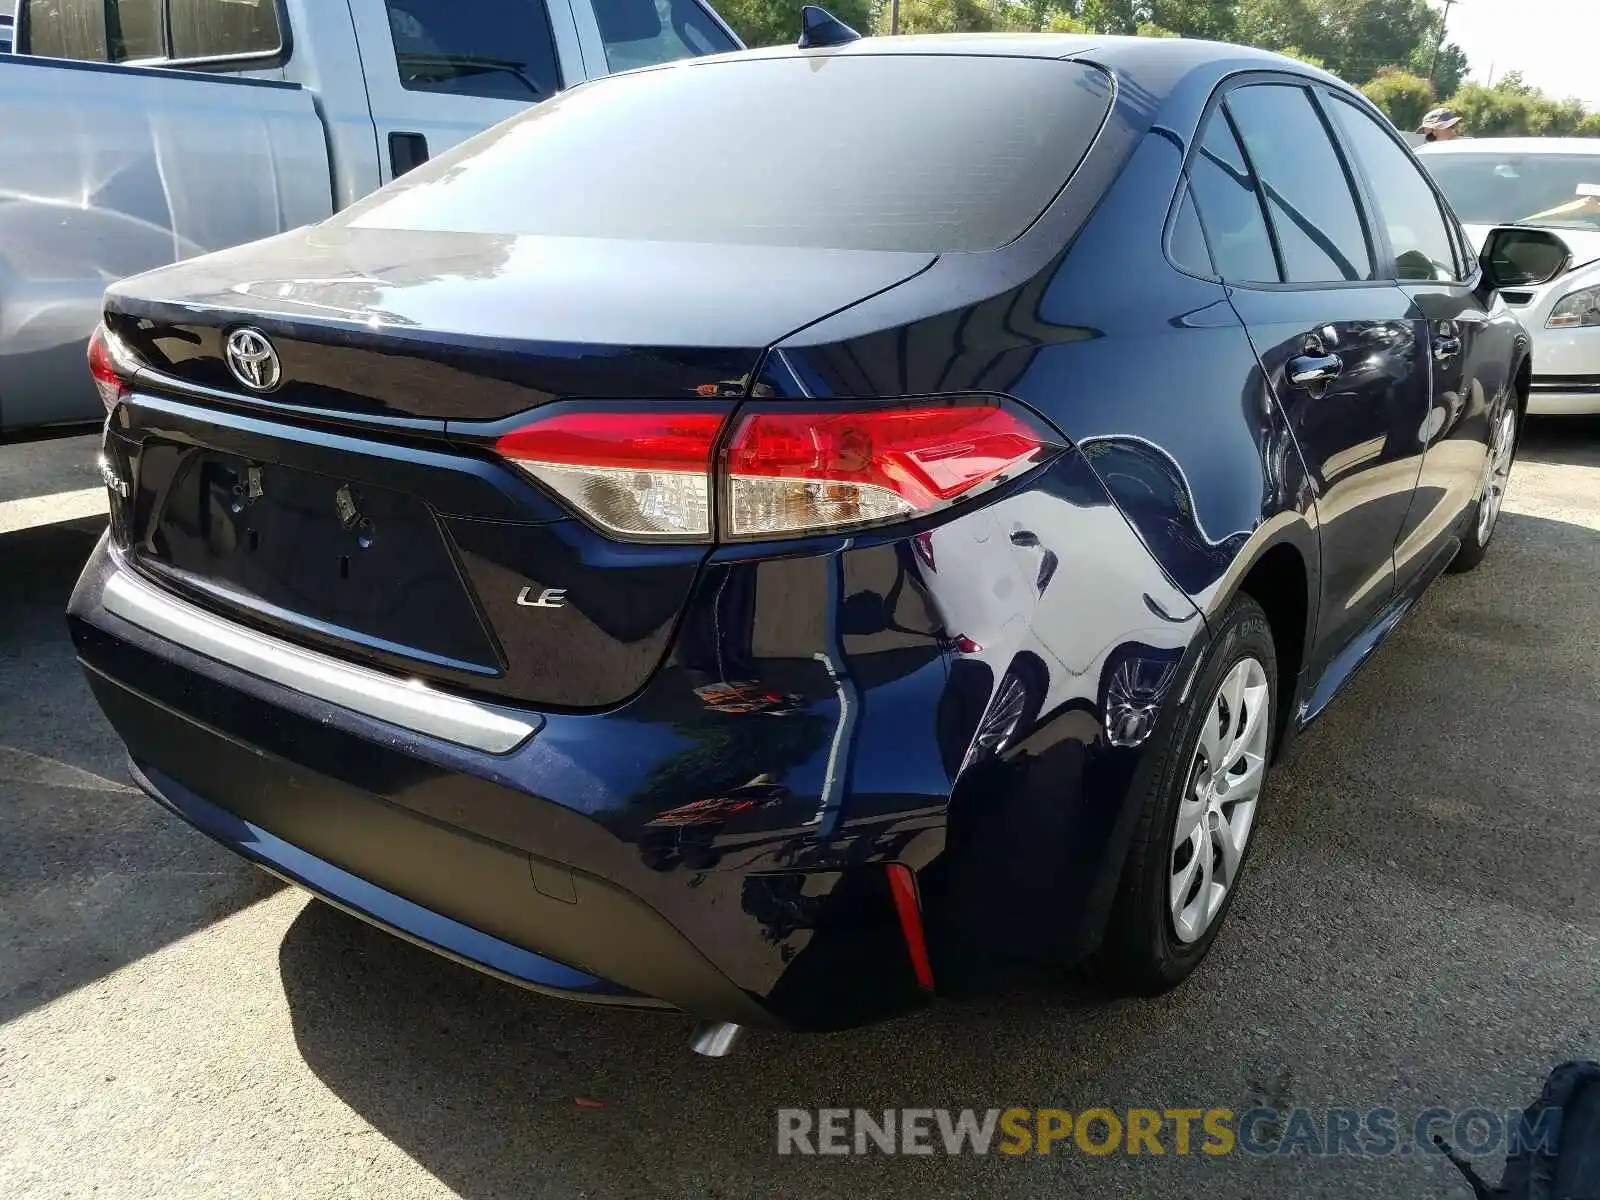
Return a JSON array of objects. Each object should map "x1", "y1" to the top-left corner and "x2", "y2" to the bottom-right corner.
[
  {"x1": 1417, "y1": 137, "x2": 1600, "y2": 156},
  {"x1": 716, "y1": 31, "x2": 1334, "y2": 76}
]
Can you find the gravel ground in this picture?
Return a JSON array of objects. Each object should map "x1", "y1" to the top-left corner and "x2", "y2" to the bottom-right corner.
[{"x1": 1, "y1": 422, "x2": 1596, "y2": 1199}]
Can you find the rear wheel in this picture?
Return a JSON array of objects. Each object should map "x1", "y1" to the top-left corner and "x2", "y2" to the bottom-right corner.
[
  {"x1": 1094, "y1": 594, "x2": 1276, "y2": 995},
  {"x1": 1448, "y1": 403, "x2": 1518, "y2": 574}
]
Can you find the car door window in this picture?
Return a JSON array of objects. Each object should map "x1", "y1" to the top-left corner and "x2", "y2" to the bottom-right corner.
[
  {"x1": 1168, "y1": 184, "x2": 1214, "y2": 277},
  {"x1": 108, "y1": 0, "x2": 164, "y2": 60},
  {"x1": 1226, "y1": 84, "x2": 1375, "y2": 284},
  {"x1": 1185, "y1": 110, "x2": 1280, "y2": 283},
  {"x1": 1328, "y1": 98, "x2": 1462, "y2": 282},
  {"x1": 593, "y1": 0, "x2": 737, "y2": 73},
  {"x1": 20, "y1": 0, "x2": 109, "y2": 60},
  {"x1": 385, "y1": 0, "x2": 563, "y2": 101},
  {"x1": 169, "y1": 0, "x2": 281, "y2": 58}
]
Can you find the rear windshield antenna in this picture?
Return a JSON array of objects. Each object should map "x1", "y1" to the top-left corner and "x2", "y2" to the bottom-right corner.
[{"x1": 798, "y1": 5, "x2": 861, "y2": 48}]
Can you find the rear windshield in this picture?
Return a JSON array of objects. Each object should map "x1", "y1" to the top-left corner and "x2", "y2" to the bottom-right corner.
[{"x1": 345, "y1": 55, "x2": 1114, "y2": 253}]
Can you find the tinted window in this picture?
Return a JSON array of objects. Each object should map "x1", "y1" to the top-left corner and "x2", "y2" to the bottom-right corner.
[
  {"x1": 1331, "y1": 100, "x2": 1460, "y2": 281},
  {"x1": 108, "y1": 0, "x2": 164, "y2": 60},
  {"x1": 1226, "y1": 84, "x2": 1374, "y2": 283},
  {"x1": 1186, "y1": 112, "x2": 1279, "y2": 283},
  {"x1": 349, "y1": 57, "x2": 1113, "y2": 253},
  {"x1": 1169, "y1": 185, "x2": 1213, "y2": 277},
  {"x1": 594, "y1": 0, "x2": 736, "y2": 72},
  {"x1": 21, "y1": 0, "x2": 109, "y2": 61},
  {"x1": 170, "y1": 0, "x2": 281, "y2": 59},
  {"x1": 385, "y1": 0, "x2": 562, "y2": 101}
]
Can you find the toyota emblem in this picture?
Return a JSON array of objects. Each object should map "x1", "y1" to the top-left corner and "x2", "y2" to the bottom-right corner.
[{"x1": 224, "y1": 327, "x2": 282, "y2": 392}]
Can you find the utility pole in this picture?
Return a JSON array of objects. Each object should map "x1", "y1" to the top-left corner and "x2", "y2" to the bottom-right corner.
[
  {"x1": 1428, "y1": 0, "x2": 1458, "y2": 91},
  {"x1": 891, "y1": 0, "x2": 900, "y2": 34}
]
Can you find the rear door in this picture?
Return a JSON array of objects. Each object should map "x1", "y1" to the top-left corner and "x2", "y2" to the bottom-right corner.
[
  {"x1": 1324, "y1": 93, "x2": 1517, "y2": 589},
  {"x1": 346, "y1": 0, "x2": 584, "y2": 183},
  {"x1": 1193, "y1": 79, "x2": 1432, "y2": 676}
]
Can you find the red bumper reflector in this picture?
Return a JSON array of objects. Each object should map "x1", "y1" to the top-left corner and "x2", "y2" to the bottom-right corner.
[{"x1": 885, "y1": 862, "x2": 935, "y2": 991}]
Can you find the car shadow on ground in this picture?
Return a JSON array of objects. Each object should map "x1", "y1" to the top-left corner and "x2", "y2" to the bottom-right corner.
[
  {"x1": 275, "y1": 505, "x2": 1600, "y2": 1198},
  {"x1": 1519, "y1": 414, "x2": 1600, "y2": 467},
  {"x1": 0, "y1": 519, "x2": 280, "y2": 1024}
]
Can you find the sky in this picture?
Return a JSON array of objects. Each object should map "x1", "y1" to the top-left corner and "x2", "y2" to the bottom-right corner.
[{"x1": 1434, "y1": 0, "x2": 1600, "y2": 106}]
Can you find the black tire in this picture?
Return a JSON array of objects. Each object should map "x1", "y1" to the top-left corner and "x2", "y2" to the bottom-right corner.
[
  {"x1": 1448, "y1": 401, "x2": 1520, "y2": 574},
  {"x1": 1093, "y1": 593, "x2": 1277, "y2": 995}
]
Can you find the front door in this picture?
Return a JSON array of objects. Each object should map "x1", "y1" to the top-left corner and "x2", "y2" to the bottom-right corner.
[{"x1": 347, "y1": 0, "x2": 586, "y2": 185}]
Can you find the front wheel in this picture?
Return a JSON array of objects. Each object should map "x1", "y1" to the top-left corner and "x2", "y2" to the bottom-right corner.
[
  {"x1": 1448, "y1": 403, "x2": 1518, "y2": 574},
  {"x1": 1094, "y1": 593, "x2": 1277, "y2": 995}
]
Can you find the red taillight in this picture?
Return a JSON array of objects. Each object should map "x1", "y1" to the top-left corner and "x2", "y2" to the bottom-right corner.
[
  {"x1": 495, "y1": 408, "x2": 727, "y2": 539},
  {"x1": 491, "y1": 398, "x2": 1059, "y2": 543},
  {"x1": 87, "y1": 325, "x2": 131, "y2": 409},
  {"x1": 723, "y1": 401, "x2": 1058, "y2": 538}
]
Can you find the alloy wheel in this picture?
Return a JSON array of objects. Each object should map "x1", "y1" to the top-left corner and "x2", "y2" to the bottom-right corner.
[
  {"x1": 1477, "y1": 407, "x2": 1517, "y2": 547},
  {"x1": 1169, "y1": 656, "x2": 1270, "y2": 944}
]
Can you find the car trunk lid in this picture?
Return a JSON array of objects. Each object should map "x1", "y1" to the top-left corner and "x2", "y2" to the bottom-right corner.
[{"x1": 101, "y1": 227, "x2": 934, "y2": 712}]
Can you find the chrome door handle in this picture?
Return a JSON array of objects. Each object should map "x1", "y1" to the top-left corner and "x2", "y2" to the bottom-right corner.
[
  {"x1": 1287, "y1": 352, "x2": 1342, "y2": 393},
  {"x1": 1434, "y1": 335, "x2": 1463, "y2": 362}
]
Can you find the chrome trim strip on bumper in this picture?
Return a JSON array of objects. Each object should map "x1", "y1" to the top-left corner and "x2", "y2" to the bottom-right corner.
[{"x1": 102, "y1": 569, "x2": 537, "y2": 755}]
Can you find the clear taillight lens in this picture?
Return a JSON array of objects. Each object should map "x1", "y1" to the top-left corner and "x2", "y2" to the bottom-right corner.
[
  {"x1": 722, "y1": 401, "x2": 1060, "y2": 538},
  {"x1": 87, "y1": 324, "x2": 132, "y2": 409},
  {"x1": 494, "y1": 408, "x2": 727, "y2": 539},
  {"x1": 491, "y1": 398, "x2": 1060, "y2": 542}
]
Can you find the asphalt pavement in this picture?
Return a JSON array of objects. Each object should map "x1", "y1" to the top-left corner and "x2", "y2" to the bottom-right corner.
[{"x1": 1, "y1": 424, "x2": 1597, "y2": 1199}]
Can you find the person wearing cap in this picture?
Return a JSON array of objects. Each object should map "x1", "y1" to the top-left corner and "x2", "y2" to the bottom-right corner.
[{"x1": 1419, "y1": 107, "x2": 1464, "y2": 141}]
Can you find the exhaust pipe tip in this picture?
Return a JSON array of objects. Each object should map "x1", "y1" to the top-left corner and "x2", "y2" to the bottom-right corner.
[{"x1": 690, "y1": 1020, "x2": 743, "y2": 1058}]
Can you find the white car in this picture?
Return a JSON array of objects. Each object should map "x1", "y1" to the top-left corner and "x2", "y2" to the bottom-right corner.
[{"x1": 1419, "y1": 137, "x2": 1600, "y2": 415}]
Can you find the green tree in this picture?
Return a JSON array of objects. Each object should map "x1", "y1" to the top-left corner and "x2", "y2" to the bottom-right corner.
[
  {"x1": 1578, "y1": 112, "x2": 1600, "y2": 139},
  {"x1": 1079, "y1": 0, "x2": 1139, "y2": 32},
  {"x1": 1234, "y1": 0, "x2": 1319, "y2": 60},
  {"x1": 721, "y1": 0, "x2": 876, "y2": 45},
  {"x1": 1043, "y1": 9, "x2": 1093, "y2": 30},
  {"x1": 1443, "y1": 76, "x2": 1599, "y2": 137},
  {"x1": 875, "y1": 0, "x2": 1005, "y2": 32},
  {"x1": 1234, "y1": 0, "x2": 1436, "y2": 83},
  {"x1": 1492, "y1": 69, "x2": 1535, "y2": 96},
  {"x1": 1276, "y1": 44, "x2": 1327, "y2": 70},
  {"x1": 1445, "y1": 81, "x2": 1534, "y2": 136},
  {"x1": 1409, "y1": 40, "x2": 1468, "y2": 98},
  {"x1": 1150, "y1": 0, "x2": 1238, "y2": 39},
  {"x1": 1361, "y1": 67, "x2": 1434, "y2": 129}
]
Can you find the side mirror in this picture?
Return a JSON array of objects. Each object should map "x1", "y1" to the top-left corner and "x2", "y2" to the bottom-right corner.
[{"x1": 1480, "y1": 226, "x2": 1571, "y2": 289}]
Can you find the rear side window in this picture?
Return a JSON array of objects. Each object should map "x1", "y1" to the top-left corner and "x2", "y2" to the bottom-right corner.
[
  {"x1": 110, "y1": 0, "x2": 164, "y2": 59},
  {"x1": 20, "y1": 0, "x2": 109, "y2": 60},
  {"x1": 385, "y1": 0, "x2": 563, "y2": 101},
  {"x1": 594, "y1": 0, "x2": 737, "y2": 73},
  {"x1": 1168, "y1": 185, "x2": 1214, "y2": 277},
  {"x1": 21, "y1": 0, "x2": 278, "y2": 62},
  {"x1": 1329, "y1": 98, "x2": 1462, "y2": 282},
  {"x1": 169, "y1": 0, "x2": 280, "y2": 58},
  {"x1": 1225, "y1": 84, "x2": 1373, "y2": 284},
  {"x1": 1186, "y1": 111, "x2": 1279, "y2": 283},
  {"x1": 347, "y1": 56, "x2": 1113, "y2": 253}
]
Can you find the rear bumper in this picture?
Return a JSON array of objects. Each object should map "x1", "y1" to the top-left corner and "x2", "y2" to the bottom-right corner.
[
  {"x1": 124, "y1": 758, "x2": 661, "y2": 1010},
  {"x1": 69, "y1": 538, "x2": 937, "y2": 1032}
]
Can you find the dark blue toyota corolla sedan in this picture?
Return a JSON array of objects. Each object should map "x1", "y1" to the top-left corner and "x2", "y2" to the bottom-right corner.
[{"x1": 70, "y1": 28, "x2": 1555, "y2": 1043}]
